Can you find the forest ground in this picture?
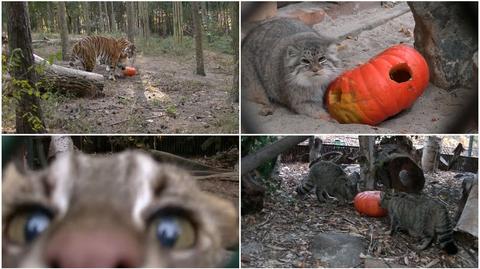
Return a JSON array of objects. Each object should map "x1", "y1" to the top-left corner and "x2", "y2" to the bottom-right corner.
[
  {"x1": 2, "y1": 35, "x2": 238, "y2": 134},
  {"x1": 241, "y1": 161, "x2": 477, "y2": 268},
  {"x1": 242, "y1": 2, "x2": 476, "y2": 134}
]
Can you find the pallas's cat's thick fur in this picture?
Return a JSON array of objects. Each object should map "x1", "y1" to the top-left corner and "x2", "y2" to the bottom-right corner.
[
  {"x1": 242, "y1": 18, "x2": 341, "y2": 118},
  {"x1": 2, "y1": 151, "x2": 238, "y2": 267}
]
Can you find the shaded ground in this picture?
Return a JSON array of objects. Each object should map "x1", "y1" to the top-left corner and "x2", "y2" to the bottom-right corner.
[
  {"x1": 3, "y1": 39, "x2": 238, "y2": 134},
  {"x1": 242, "y1": 2, "x2": 476, "y2": 134},
  {"x1": 241, "y1": 162, "x2": 477, "y2": 268}
]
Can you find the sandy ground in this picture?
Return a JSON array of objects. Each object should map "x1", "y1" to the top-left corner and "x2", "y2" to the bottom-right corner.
[
  {"x1": 242, "y1": 3, "x2": 477, "y2": 134},
  {"x1": 3, "y1": 43, "x2": 238, "y2": 134}
]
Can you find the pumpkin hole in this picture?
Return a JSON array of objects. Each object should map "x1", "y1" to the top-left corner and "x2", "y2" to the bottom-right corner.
[{"x1": 389, "y1": 64, "x2": 412, "y2": 83}]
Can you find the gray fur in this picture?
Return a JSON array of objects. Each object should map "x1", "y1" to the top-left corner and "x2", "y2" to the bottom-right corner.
[
  {"x1": 380, "y1": 192, "x2": 458, "y2": 254},
  {"x1": 242, "y1": 18, "x2": 342, "y2": 118},
  {"x1": 296, "y1": 161, "x2": 358, "y2": 204}
]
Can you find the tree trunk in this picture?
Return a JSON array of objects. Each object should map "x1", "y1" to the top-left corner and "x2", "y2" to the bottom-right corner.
[
  {"x1": 34, "y1": 54, "x2": 104, "y2": 97},
  {"x1": 126, "y1": 2, "x2": 135, "y2": 43},
  {"x1": 84, "y1": 2, "x2": 92, "y2": 35},
  {"x1": 191, "y1": 2, "x2": 205, "y2": 76},
  {"x1": 173, "y1": 2, "x2": 183, "y2": 44},
  {"x1": 6, "y1": 2, "x2": 46, "y2": 133},
  {"x1": 103, "y1": 2, "x2": 110, "y2": 32},
  {"x1": 139, "y1": 2, "x2": 150, "y2": 40},
  {"x1": 308, "y1": 136, "x2": 322, "y2": 164},
  {"x1": 241, "y1": 136, "x2": 309, "y2": 175},
  {"x1": 201, "y1": 2, "x2": 208, "y2": 29},
  {"x1": 110, "y1": 2, "x2": 117, "y2": 32},
  {"x1": 231, "y1": 2, "x2": 239, "y2": 102},
  {"x1": 358, "y1": 136, "x2": 375, "y2": 190},
  {"x1": 422, "y1": 136, "x2": 442, "y2": 172},
  {"x1": 57, "y1": 2, "x2": 69, "y2": 61}
]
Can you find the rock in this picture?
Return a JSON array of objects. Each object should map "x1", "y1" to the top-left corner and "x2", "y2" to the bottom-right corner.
[
  {"x1": 408, "y1": 2, "x2": 477, "y2": 90},
  {"x1": 311, "y1": 232, "x2": 365, "y2": 267}
]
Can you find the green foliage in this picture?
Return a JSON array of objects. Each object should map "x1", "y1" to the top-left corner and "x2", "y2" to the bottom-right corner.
[
  {"x1": 205, "y1": 34, "x2": 233, "y2": 55},
  {"x1": 165, "y1": 104, "x2": 177, "y2": 118},
  {"x1": 241, "y1": 136, "x2": 279, "y2": 180}
]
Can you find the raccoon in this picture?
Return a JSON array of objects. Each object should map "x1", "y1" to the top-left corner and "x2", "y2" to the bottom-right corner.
[
  {"x1": 296, "y1": 161, "x2": 358, "y2": 204},
  {"x1": 380, "y1": 192, "x2": 458, "y2": 254}
]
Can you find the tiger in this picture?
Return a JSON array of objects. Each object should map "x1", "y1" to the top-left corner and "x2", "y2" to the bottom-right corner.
[
  {"x1": 380, "y1": 191, "x2": 458, "y2": 254},
  {"x1": 69, "y1": 36, "x2": 136, "y2": 80}
]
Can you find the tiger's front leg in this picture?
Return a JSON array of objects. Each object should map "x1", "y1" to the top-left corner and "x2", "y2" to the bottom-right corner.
[{"x1": 106, "y1": 64, "x2": 116, "y2": 81}]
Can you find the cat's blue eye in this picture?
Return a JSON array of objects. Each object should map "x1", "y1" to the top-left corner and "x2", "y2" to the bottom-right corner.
[
  {"x1": 25, "y1": 211, "x2": 51, "y2": 242},
  {"x1": 154, "y1": 215, "x2": 196, "y2": 249},
  {"x1": 301, "y1": 59, "x2": 309, "y2": 64}
]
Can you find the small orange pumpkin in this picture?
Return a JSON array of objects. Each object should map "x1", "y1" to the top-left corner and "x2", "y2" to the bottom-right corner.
[
  {"x1": 354, "y1": 191, "x2": 387, "y2": 217},
  {"x1": 326, "y1": 44, "x2": 429, "y2": 125},
  {"x1": 123, "y1": 66, "x2": 137, "y2": 76}
]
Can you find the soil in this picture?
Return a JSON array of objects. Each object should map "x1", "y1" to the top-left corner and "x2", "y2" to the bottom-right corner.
[
  {"x1": 241, "y1": 161, "x2": 478, "y2": 268},
  {"x1": 3, "y1": 42, "x2": 238, "y2": 134},
  {"x1": 242, "y1": 3, "x2": 477, "y2": 134}
]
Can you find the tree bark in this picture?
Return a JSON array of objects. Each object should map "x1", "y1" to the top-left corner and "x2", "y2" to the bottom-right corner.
[
  {"x1": 57, "y1": 2, "x2": 69, "y2": 61},
  {"x1": 422, "y1": 136, "x2": 442, "y2": 172},
  {"x1": 34, "y1": 54, "x2": 104, "y2": 97},
  {"x1": 231, "y1": 2, "x2": 239, "y2": 102},
  {"x1": 358, "y1": 136, "x2": 375, "y2": 190},
  {"x1": 126, "y1": 2, "x2": 135, "y2": 43},
  {"x1": 84, "y1": 2, "x2": 92, "y2": 35},
  {"x1": 173, "y1": 2, "x2": 183, "y2": 44},
  {"x1": 6, "y1": 2, "x2": 46, "y2": 133},
  {"x1": 241, "y1": 136, "x2": 309, "y2": 175},
  {"x1": 192, "y1": 2, "x2": 205, "y2": 76}
]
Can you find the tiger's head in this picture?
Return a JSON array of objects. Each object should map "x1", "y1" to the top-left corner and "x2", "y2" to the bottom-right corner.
[{"x1": 117, "y1": 38, "x2": 136, "y2": 68}]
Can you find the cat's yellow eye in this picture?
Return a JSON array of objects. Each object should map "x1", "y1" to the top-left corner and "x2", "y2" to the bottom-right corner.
[
  {"x1": 6, "y1": 209, "x2": 52, "y2": 244},
  {"x1": 152, "y1": 215, "x2": 196, "y2": 250}
]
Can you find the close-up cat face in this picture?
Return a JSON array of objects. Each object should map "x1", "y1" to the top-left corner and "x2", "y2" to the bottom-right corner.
[
  {"x1": 285, "y1": 42, "x2": 340, "y2": 88},
  {"x1": 2, "y1": 151, "x2": 238, "y2": 268}
]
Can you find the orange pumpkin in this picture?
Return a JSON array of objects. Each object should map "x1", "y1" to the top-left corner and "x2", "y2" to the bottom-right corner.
[
  {"x1": 123, "y1": 66, "x2": 137, "y2": 76},
  {"x1": 354, "y1": 191, "x2": 387, "y2": 217},
  {"x1": 326, "y1": 44, "x2": 429, "y2": 125}
]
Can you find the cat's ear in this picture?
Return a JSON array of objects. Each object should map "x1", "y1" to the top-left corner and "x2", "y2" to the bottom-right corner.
[
  {"x1": 201, "y1": 193, "x2": 238, "y2": 249},
  {"x1": 286, "y1": 46, "x2": 300, "y2": 58}
]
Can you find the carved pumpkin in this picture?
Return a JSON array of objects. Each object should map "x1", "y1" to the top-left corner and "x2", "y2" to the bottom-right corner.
[
  {"x1": 354, "y1": 191, "x2": 387, "y2": 217},
  {"x1": 123, "y1": 66, "x2": 137, "y2": 76},
  {"x1": 326, "y1": 44, "x2": 429, "y2": 125}
]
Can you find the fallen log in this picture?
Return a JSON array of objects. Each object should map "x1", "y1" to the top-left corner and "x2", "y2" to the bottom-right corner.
[
  {"x1": 32, "y1": 37, "x2": 82, "y2": 47},
  {"x1": 34, "y1": 54, "x2": 104, "y2": 97}
]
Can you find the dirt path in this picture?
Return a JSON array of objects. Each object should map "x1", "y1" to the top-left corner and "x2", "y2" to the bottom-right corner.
[{"x1": 3, "y1": 44, "x2": 237, "y2": 134}]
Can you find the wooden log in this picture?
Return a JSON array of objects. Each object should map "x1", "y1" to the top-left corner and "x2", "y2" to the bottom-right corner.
[{"x1": 34, "y1": 54, "x2": 104, "y2": 97}]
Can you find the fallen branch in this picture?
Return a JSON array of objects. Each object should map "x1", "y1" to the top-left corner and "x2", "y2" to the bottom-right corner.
[{"x1": 34, "y1": 54, "x2": 104, "y2": 97}]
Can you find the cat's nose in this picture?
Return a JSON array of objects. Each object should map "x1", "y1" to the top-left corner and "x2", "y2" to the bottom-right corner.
[{"x1": 45, "y1": 224, "x2": 143, "y2": 268}]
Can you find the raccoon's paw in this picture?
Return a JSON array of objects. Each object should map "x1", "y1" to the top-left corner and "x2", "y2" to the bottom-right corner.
[{"x1": 417, "y1": 237, "x2": 433, "y2": 250}]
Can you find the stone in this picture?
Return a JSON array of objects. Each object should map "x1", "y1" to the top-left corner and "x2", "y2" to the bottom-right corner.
[
  {"x1": 311, "y1": 232, "x2": 365, "y2": 268},
  {"x1": 408, "y1": 2, "x2": 478, "y2": 90}
]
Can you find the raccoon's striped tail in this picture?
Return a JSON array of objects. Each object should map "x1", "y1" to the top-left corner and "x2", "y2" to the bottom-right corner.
[
  {"x1": 436, "y1": 208, "x2": 458, "y2": 255},
  {"x1": 296, "y1": 176, "x2": 314, "y2": 195}
]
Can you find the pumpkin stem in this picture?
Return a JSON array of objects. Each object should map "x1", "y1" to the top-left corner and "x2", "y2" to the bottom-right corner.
[{"x1": 389, "y1": 63, "x2": 412, "y2": 83}]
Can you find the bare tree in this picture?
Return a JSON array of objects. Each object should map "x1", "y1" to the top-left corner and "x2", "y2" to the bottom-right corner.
[
  {"x1": 6, "y1": 2, "x2": 46, "y2": 133},
  {"x1": 57, "y1": 2, "x2": 69, "y2": 61},
  {"x1": 358, "y1": 136, "x2": 375, "y2": 189},
  {"x1": 191, "y1": 2, "x2": 205, "y2": 76},
  {"x1": 173, "y1": 2, "x2": 183, "y2": 44},
  {"x1": 231, "y1": 2, "x2": 239, "y2": 101},
  {"x1": 109, "y1": 2, "x2": 117, "y2": 32},
  {"x1": 126, "y1": 2, "x2": 135, "y2": 43},
  {"x1": 84, "y1": 2, "x2": 92, "y2": 35},
  {"x1": 422, "y1": 136, "x2": 442, "y2": 172}
]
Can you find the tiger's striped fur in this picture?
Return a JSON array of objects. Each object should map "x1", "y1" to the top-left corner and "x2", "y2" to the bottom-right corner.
[
  {"x1": 69, "y1": 36, "x2": 136, "y2": 80},
  {"x1": 380, "y1": 192, "x2": 458, "y2": 254},
  {"x1": 296, "y1": 161, "x2": 358, "y2": 204}
]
